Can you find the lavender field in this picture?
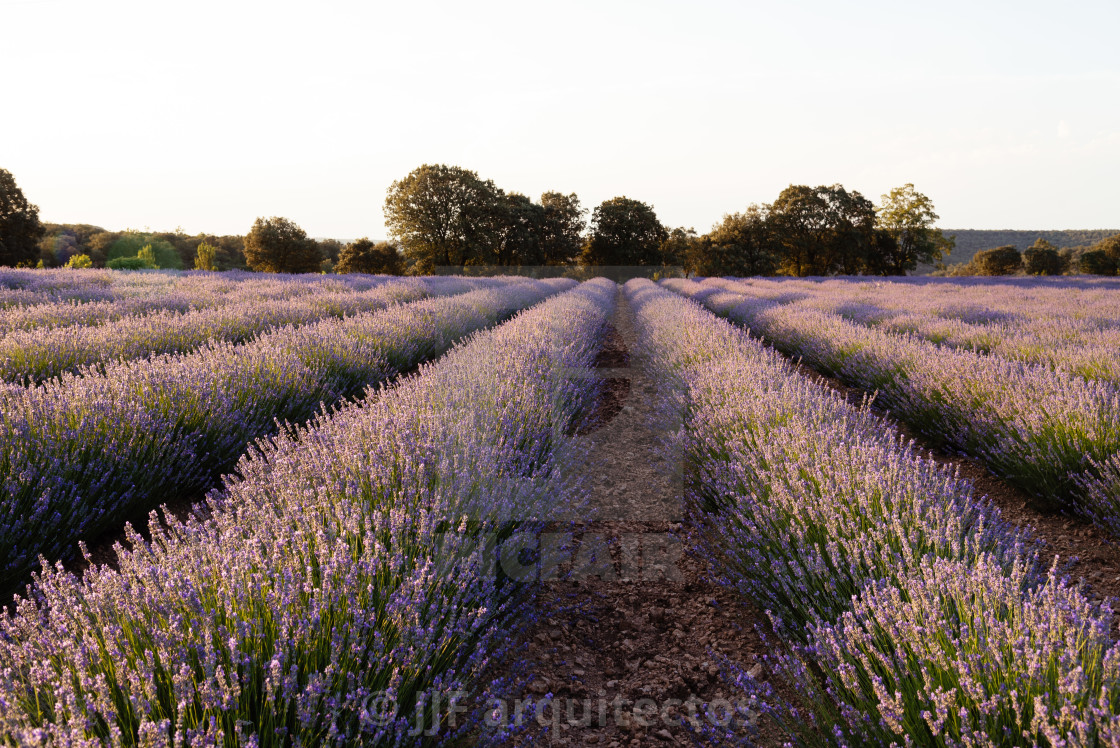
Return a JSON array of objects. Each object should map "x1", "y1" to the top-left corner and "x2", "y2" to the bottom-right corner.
[{"x1": 2, "y1": 269, "x2": 1119, "y2": 746}]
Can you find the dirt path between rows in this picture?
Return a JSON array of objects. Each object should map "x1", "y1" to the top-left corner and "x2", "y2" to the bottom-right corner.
[
  {"x1": 513, "y1": 289, "x2": 784, "y2": 747},
  {"x1": 513, "y1": 289, "x2": 1120, "y2": 746}
]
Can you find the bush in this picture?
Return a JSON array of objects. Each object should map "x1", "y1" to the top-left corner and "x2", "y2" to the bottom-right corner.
[
  {"x1": 750, "y1": 556, "x2": 1120, "y2": 747},
  {"x1": 336, "y1": 238, "x2": 404, "y2": 274},
  {"x1": 972, "y1": 245, "x2": 1022, "y2": 275},
  {"x1": 137, "y1": 244, "x2": 158, "y2": 268},
  {"x1": 1023, "y1": 246, "x2": 1064, "y2": 275},
  {"x1": 194, "y1": 241, "x2": 218, "y2": 271},
  {"x1": 107, "y1": 256, "x2": 155, "y2": 270},
  {"x1": 243, "y1": 216, "x2": 322, "y2": 274},
  {"x1": 1080, "y1": 249, "x2": 1117, "y2": 276},
  {"x1": 1096, "y1": 234, "x2": 1120, "y2": 262},
  {"x1": 107, "y1": 233, "x2": 182, "y2": 269},
  {"x1": 65, "y1": 254, "x2": 93, "y2": 269}
]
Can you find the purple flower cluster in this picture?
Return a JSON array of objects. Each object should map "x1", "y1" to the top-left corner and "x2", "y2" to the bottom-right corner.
[
  {"x1": 0, "y1": 269, "x2": 452, "y2": 334},
  {"x1": 625, "y1": 279, "x2": 1120, "y2": 746},
  {"x1": 627, "y1": 279, "x2": 1027, "y2": 630},
  {"x1": 0, "y1": 278, "x2": 614, "y2": 746},
  {"x1": 0, "y1": 280, "x2": 434, "y2": 383},
  {"x1": 663, "y1": 277, "x2": 1120, "y2": 526},
  {"x1": 759, "y1": 555, "x2": 1120, "y2": 746},
  {"x1": 0, "y1": 268, "x2": 501, "y2": 333},
  {"x1": 699, "y1": 276, "x2": 1120, "y2": 384},
  {"x1": 0, "y1": 277, "x2": 573, "y2": 594}
]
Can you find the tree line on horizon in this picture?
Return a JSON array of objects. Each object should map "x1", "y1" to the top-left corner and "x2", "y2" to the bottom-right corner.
[
  {"x1": 3, "y1": 165, "x2": 1119, "y2": 277},
  {"x1": 942, "y1": 237, "x2": 1120, "y2": 277},
  {"x1": 378, "y1": 165, "x2": 957, "y2": 277}
]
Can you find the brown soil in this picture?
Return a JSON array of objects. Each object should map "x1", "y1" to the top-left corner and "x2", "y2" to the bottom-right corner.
[
  {"x1": 788, "y1": 361, "x2": 1120, "y2": 607},
  {"x1": 513, "y1": 290, "x2": 785, "y2": 747},
  {"x1": 58, "y1": 493, "x2": 211, "y2": 581}
]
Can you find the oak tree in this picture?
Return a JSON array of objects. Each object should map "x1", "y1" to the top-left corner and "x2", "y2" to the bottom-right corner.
[
  {"x1": 1023, "y1": 238, "x2": 1064, "y2": 276},
  {"x1": 873, "y1": 183, "x2": 954, "y2": 274},
  {"x1": 489, "y1": 192, "x2": 546, "y2": 267},
  {"x1": 767, "y1": 185, "x2": 876, "y2": 276},
  {"x1": 1080, "y1": 249, "x2": 1117, "y2": 276},
  {"x1": 538, "y1": 192, "x2": 585, "y2": 265},
  {"x1": 384, "y1": 164, "x2": 501, "y2": 272},
  {"x1": 973, "y1": 246, "x2": 1022, "y2": 276},
  {"x1": 659, "y1": 227, "x2": 699, "y2": 270},
  {"x1": 696, "y1": 205, "x2": 777, "y2": 276},
  {"x1": 243, "y1": 217, "x2": 322, "y2": 274},
  {"x1": 336, "y1": 238, "x2": 404, "y2": 275},
  {"x1": 0, "y1": 168, "x2": 45, "y2": 267},
  {"x1": 578, "y1": 197, "x2": 668, "y2": 266}
]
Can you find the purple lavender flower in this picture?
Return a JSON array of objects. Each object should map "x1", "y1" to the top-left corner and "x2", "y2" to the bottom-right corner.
[{"x1": 0, "y1": 278, "x2": 614, "y2": 746}]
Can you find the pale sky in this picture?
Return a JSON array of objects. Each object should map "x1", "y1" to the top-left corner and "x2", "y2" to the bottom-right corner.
[{"x1": 3, "y1": 0, "x2": 1118, "y2": 238}]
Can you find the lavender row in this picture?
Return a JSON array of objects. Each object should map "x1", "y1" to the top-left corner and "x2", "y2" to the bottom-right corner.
[
  {"x1": 702, "y1": 276, "x2": 1120, "y2": 385},
  {"x1": 0, "y1": 278, "x2": 614, "y2": 746},
  {"x1": 0, "y1": 271, "x2": 418, "y2": 333},
  {"x1": 0, "y1": 278, "x2": 573, "y2": 593},
  {"x1": 0, "y1": 267, "x2": 394, "y2": 297},
  {"x1": 627, "y1": 279, "x2": 1026, "y2": 635},
  {"x1": 705, "y1": 274, "x2": 1120, "y2": 327},
  {"x1": 0, "y1": 268, "x2": 416, "y2": 325},
  {"x1": 664, "y1": 278, "x2": 1120, "y2": 528},
  {"x1": 626, "y1": 280, "x2": 1119, "y2": 745},
  {"x1": 0, "y1": 281, "x2": 437, "y2": 384}
]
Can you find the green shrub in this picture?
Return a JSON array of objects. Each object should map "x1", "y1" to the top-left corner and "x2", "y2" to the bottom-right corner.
[
  {"x1": 107, "y1": 233, "x2": 182, "y2": 269},
  {"x1": 194, "y1": 241, "x2": 218, "y2": 271},
  {"x1": 1079, "y1": 249, "x2": 1117, "y2": 276},
  {"x1": 973, "y1": 245, "x2": 1022, "y2": 275},
  {"x1": 1023, "y1": 246, "x2": 1064, "y2": 275},
  {"x1": 107, "y1": 256, "x2": 155, "y2": 270}
]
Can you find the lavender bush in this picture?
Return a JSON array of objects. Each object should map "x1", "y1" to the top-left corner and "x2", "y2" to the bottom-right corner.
[
  {"x1": 702, "y1": 276, "x2": 1120, "y2": 385},
  {"x1": 0, "y1": 278, "x2": 572, "y2": 594},
  {"x1": 627, "y1": 279, "x2": 1120, "y2": 746},
  {"x1": 0, "y1": 270, "x2": 339, "y2": 330},
  {"x1": 663, "y1": 278, "x2": 1120, "y2": 520},
  {"x1": 0, "y1": 269, "x2": 453, "y2": 331},
  {"x1": 733, "y1": 556, "x2": 1120, "y2": 746},
  {"x1": 626, "y1": 279, "x2": 1026, "y2": 636},
  {"x1": 0, "y1": 280, "x2": 433, "y2": 383},
  {"x1": 0, "y1": 278, "x2": 614, "y2": 746}
]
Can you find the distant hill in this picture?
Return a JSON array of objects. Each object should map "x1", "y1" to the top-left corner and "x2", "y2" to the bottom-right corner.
[{"x1": 936, "y1": 229, "x2": 1120, "y2": 267}]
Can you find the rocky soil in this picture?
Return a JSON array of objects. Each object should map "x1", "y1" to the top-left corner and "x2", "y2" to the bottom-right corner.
[{"x1": 514, "y1": 290, "x2": 783, "y2": 747}]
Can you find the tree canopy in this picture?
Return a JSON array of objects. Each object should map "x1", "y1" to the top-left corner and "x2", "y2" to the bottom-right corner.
[
  {"x1": 691, "y1": 206, "x2": 776, "y2": 276},
  {"x1": 384, "y1": 164, "x2": 502, "y2": 272},
  {"x1": 972, "y1": 246, "x2": 1023, "y2": 276},
  {"x1": 873, "y1": 183, "x2": 955, "y2": 274},
  {"x1": 678, "y1": 183, "x2": 963, "y2": 278},
  {"x1": 578, "y1": 197, "x2": 668, "y2": 266},
  {"x1": 194, "y1": 241, "x2": 219, "y2": 271},
  {"x1": 488, "y1": 192, "x2": 545, "y2": 267},
  {"x1": 107, "y1": 232, "x2": 182, "y2": 269},
  {"x1": 16, "y1": 165, "x2": 1022, "y2": 280},
  {"x1": 766, "y1": 184, "x2": 878, "y2": 276},
  {"x1": 1080, "y1": 249, "x2": 1117, "y2": 276},
  {"x1": 383, "y1": 164, "x2": 586, "y2": 272},
  {"x1": 1023, "y1": 238, "x2": 1064, "y2": 276},
  {"x1": 538, "y1": 192, "x2": 585, "y2": 265},
  {"x1": 336, "y1": 238, "x2": 404, "y2": 275},
  {"x1": 243, "y1": 217, "x2": 322, "y2": 274},
  {"x1": 0, "y1": 168, "x2": 45, "y2": 267}
]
